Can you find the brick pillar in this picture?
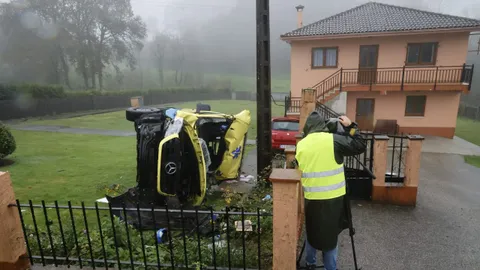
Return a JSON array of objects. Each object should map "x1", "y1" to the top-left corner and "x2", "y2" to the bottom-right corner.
[
  {"x1": 371, "y1": 135, "x2": 388, "y2": 202},
  {"x1": 295, "y1": 133, "x2": 303, "y2": 145},
  {"x1": 0, "y1": 172, "x2": 29, "y2": 270},
  {"x1": 299, "y1": 88, "x2": 317, "y2": 132},
  {"x1": 404, "y1": 135, "x2": 424, "y2": 188},
  {"x1": 284, "y1": 146, "x2": 296, "y2": 169},
  {"x1": 270, "y1": 169, "x2": 301, "y2": 270},
  {"x1": 371, "y1": 135, "x2": 423, "y2": 206}
]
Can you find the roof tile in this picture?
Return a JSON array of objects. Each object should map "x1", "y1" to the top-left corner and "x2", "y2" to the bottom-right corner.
[{"x1": 281, "y1": 2, "x2": 480, "y2": 38}]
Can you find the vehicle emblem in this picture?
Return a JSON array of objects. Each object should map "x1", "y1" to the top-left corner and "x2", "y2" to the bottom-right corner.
[
  {"x1": 287, "y1": 133, "x2": 290, "y2": 136},
  {"x1": 165, "y1": 162, "x2": 177, "y2": 175}
]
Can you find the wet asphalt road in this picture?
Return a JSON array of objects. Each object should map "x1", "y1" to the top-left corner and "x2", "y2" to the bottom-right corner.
[{"x1": 324, "y1": 153, "x2": 480, "y2": 270}]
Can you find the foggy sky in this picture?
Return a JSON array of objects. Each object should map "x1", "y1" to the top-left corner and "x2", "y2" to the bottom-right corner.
[{"x1": 132, "y1": 0, "x2": 480, "y2": 38}]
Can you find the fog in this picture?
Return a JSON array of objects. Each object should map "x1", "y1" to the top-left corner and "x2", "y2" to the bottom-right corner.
[{"x1": 0, "y1": 0, "x2": 479, "y2": 92}]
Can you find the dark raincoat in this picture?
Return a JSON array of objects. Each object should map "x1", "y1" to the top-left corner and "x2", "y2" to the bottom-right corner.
[{"x1": 298, "y1": 111, "x2": 367, "y2": 252}]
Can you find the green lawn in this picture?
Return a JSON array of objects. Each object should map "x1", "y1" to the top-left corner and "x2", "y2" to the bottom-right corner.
[
  {"x1": 4, "y1": 131, "x2": 136, "y2": 203},
  {"x1": 4, "y1": 100, "x2": 277, "y2": 203},
  {"x1": 455, "y1": 117, "x2": 480, "y2": 167},
  {"x1": 23, "y1": 100, "x2": 285, "y2": 139},
  {"x1": 206, "y1": 73, "x2": 290, "y2": 93}
]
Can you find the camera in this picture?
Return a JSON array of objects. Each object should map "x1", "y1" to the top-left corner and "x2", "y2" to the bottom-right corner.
[{"x1": 325, "y1": 117, "x2": 346, "y2": 134}]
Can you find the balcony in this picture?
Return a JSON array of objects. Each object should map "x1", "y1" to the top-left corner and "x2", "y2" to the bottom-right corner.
[
  {"x1": 314, "y1": 64, "x2": 474, "y2": 102},
  {"x1": 285, "y1": 64, "x2": 474, "y2": 116}
]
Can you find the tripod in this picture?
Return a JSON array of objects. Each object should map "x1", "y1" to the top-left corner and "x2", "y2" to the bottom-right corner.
[{"x1": 296, "y1": 158, "x2": 375, "y2": 270}]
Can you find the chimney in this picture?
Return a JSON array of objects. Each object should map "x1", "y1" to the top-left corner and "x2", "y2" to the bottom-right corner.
[{"x1": 295, "y1": 5, "x2": 304, "y2": 28}]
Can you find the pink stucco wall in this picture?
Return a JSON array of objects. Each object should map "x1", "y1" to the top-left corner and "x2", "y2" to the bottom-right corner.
[
  {"x1": 345, "y1": 91, "x2": 461, "y2": 129},
  {"x1": 289, "y1": 32, "x2": 470, "y2": 97}
]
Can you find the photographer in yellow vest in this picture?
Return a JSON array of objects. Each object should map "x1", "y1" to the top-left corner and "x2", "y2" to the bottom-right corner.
[{"x1": 296, "y1": 111, "x2": 367, "y2": 270}]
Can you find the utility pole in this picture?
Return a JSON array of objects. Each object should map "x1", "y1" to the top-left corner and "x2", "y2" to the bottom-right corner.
[{"x1": 256, "y1": 0, "x2": 272, "y2": 176}]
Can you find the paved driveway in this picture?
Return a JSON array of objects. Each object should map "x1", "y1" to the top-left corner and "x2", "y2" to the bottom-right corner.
[
  {"x1": 422, "y1": 135, "x2": 480, "y2": 156},
  {"x1": 331, "y1": 153, "x2": 480, "y2": 270}
]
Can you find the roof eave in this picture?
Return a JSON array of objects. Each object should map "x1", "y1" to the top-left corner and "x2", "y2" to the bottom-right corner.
[{"x1": 280, "y1": 26, "x2": 480, "y2": 42}]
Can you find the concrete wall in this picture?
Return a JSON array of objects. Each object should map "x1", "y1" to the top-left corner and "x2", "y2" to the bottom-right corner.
[
  {"x1": 346, "y1": 91, "x2": 461, "y2": 138},
  {"x1": 289, "y1": 31, "x2": 471, "y2": 97}
]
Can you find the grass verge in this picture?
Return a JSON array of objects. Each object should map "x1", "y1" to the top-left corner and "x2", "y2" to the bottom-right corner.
[
  {"x1": 20, "y1": 100, "x2": 286, "y2": 140},
  {"x1": 4, "y1": 130, "x2": 136, "y2": 203},
  {"x1": 455, "y1": 117, "x2": 480, "y2": 167}
]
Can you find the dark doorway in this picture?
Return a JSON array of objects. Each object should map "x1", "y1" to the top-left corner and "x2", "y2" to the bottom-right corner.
[
  {"x1": 358, "y1": 45, "x2": 379, "y2": 84},
  {"x1": 356, "y1": 98, "x2": 375, "y2": 131}
]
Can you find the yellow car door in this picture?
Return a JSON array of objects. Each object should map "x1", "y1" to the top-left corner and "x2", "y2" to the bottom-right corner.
[{"x1": 215, "y1": 110, "x2": 251, "y2": 181}]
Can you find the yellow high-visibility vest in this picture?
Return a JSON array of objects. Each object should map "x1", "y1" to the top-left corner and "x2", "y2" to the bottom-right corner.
[{"x1": 296, "y1": 132, "x2": 346, "y2": 200}]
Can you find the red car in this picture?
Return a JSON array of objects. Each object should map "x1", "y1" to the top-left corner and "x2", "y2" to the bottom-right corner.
[{"x1": 271, "y1": 117, "x2": 300, "y2": 150}]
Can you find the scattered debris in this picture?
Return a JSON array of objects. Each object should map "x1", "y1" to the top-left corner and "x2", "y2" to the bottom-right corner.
[
  {"x1": 262, "y1": 194, "x2": 272, "y2": 201},
  {"x1": 235, "y1": 220, "x2": 253, "y2": 232},
  {"x1": 156, "y1": 228, "x2": 168, "y2": 244},
  {"x1": 96, "y1": 197, "x2": 109, "y2": 204},
  {"x1": 209, "y1": 185, "x2": 221, "y2": 192},
  {"x1": 239, "y1": 174, "x2": 255, "y2": 182},
  {"x1": 207, "y1": 239, "x2": 228, "y2": 249},
  {"x1": 225, "y1": 180, "x2": 238, "y2": 184}
]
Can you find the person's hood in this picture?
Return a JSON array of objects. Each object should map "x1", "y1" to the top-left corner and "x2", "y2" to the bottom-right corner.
[{"x1": 303, "y1": 111, "x2": 328, "y2": 136}]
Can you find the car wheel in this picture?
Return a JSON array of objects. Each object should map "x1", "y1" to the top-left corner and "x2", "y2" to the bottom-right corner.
[{"x1": 126, "y1": 107, "x2": 162, "y2": 122}]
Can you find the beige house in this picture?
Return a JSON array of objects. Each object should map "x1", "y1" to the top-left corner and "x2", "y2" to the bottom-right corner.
[{"x1": 281, "y1": 2, "x2": 480, "y2": 138}]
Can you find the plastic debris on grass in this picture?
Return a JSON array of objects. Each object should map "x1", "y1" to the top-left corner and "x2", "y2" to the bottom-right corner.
[{"x1": 96, "y1": 197, "x2": 109, "y2": 203}]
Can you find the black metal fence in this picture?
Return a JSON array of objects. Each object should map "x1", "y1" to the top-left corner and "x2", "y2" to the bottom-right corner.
[
  {"x1": 344, "y1": 134, "x2": 375, "y2": 200},
  {"x1": 315, "y1": 102, "x2": 340, "y2": 120},
  {"x1": 0, "y1": 89, "x2": 235, "y2": 121},
  {"x1": 385, "y1": 135, "x2": 408, "y2": 183},
  {"x1": 11, "y1": 201, "x2": 272, "y2": 270},
  {"x1": 458, "y1": 102, "x2": 480, "y2": 121}
]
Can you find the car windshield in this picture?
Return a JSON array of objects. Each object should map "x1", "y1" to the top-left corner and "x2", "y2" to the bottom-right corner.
[{"x1": 272, "y1": 121, "x2": 299, "y2": 131}]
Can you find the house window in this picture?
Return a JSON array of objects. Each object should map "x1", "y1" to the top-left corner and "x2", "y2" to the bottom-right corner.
[
  {"x1": 406, "y1": 43, "x2": 437, "y2": 65},
  {"x1": 405, "y1": 95, "x2": 426, "y2": 116},
  {"x1": 312, "y1": 47, "x2": 338, "y2": 68}
]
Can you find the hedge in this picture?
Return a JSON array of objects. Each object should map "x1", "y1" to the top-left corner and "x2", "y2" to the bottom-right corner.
[
  {"x1": 0, "y1": 84, "x2": 66, "y2": 100},
  {"x1": 0, "y1": 84, "x2": 232, "y2": 100}
]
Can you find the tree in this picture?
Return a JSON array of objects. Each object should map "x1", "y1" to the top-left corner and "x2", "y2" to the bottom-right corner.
[
  {"x1": 151, "y1": 33, "x2": 170, "y2": 88},
  {"x1": 92, "y1": 0, "x2": 147, "y2": 90},
  {"x1": 0, "y1": 0, "x2": 146, "y2": 90}
]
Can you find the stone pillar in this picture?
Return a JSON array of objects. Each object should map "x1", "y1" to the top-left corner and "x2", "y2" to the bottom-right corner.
[
  {"x1": 270, "y1": 169, "x2": 301, "y2": 270},
  {"x1": 371, "y1": 135, "x2": 389, "y2": 203},
  {"x1": 299, "y1": 88, "x2": 317, "y2": 132},
  {"x1": 0, "y1": 172, "x2": 29, "y2": 270},
  {"x1": 404, "y1": 135, "x2": 424, "y2": 187},
  {"x1": 372, "y1": 135, "x2": 389, "y2": 189}
]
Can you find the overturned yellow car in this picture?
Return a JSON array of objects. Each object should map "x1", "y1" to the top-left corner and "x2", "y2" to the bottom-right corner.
[{"x1": 106, "y1": 104, "x2": 251, "y2": 229}]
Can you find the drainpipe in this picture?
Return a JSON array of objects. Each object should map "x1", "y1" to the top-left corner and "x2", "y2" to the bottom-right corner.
[{"x1": 295, "y1": 5, "x2": 304, "y2": 28}]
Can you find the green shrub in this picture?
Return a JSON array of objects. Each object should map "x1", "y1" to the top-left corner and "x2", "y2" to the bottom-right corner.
[
  {"x1": 0, "y1": 122, "x2": 16, "y2": 159},
  {"x1": 0, "y1": 84, "x2": 17, "y2": 100},
  {"x1": 0, "y1": 83, "x2": 65, "y2": 100}
]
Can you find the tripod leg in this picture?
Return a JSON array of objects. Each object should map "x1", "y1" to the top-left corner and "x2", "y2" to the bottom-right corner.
[
  {"x1": 344, "y1": 196, "x2": 360, "y2": 270},
  {"x1": 297, "y1": 239, "x2": 306, "y2": 268}
]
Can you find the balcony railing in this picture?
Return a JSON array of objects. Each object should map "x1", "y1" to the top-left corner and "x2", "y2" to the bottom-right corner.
[
  {"x1": 284, "y1": 95, "x2": 301, "y2": 116},
  {"x1": 313, "y1": 64, "x2": 474, "y2": 100}
]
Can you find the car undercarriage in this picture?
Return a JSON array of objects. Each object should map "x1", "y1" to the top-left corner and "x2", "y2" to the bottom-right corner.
[{"x1": 106, "y1": 104, "x2": 251, "y2": 231}]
